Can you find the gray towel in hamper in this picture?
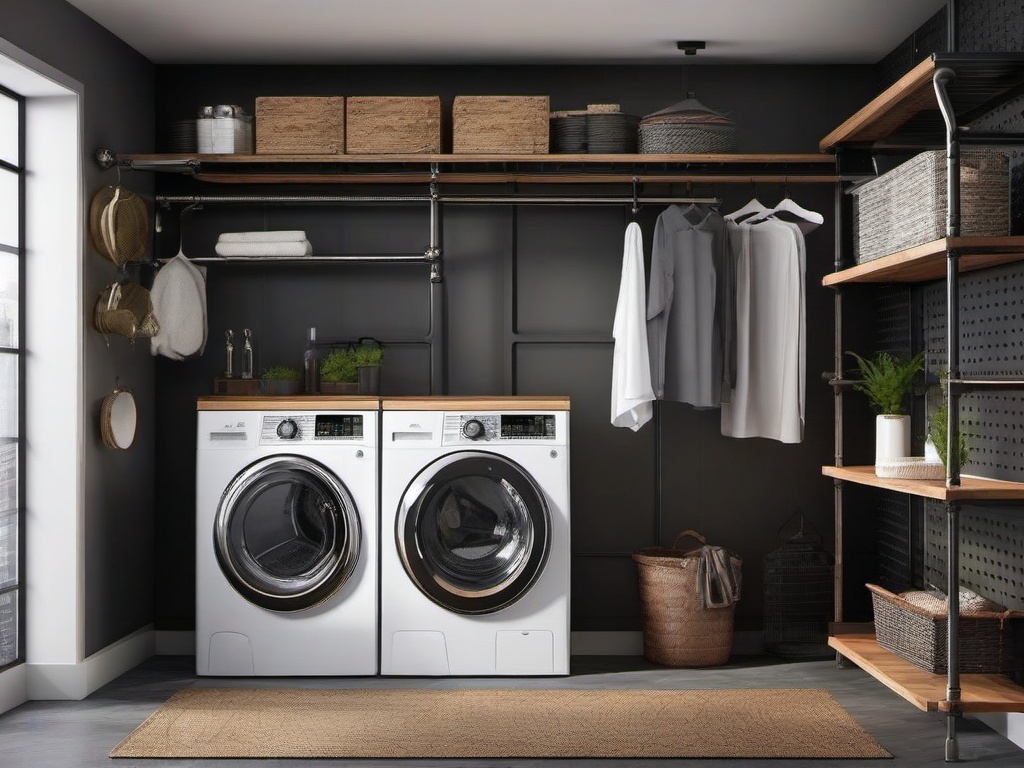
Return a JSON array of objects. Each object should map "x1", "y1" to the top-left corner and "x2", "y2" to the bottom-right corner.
[{"x1": 696, "y1": 546, "x2": 742, "y2": 609}]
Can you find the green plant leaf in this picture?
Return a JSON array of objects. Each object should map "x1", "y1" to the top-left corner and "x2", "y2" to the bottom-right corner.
[
  {"x1": 845, "y1": 350, "x2": 924, "y2": 415},
  {"x1": 261, "y1": 365, "x2": 301, "y2": 381}
]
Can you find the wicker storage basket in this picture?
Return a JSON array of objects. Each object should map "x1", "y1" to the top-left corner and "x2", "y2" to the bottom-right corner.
[
  {"x1": 345, "y1": 97, "x2": 441, "y2": 154},
  {"x1": 632, "y1": 530, "x2": 741, "y2": 667},
  {"x1": 852, "y1": 149, "x2": 1009, "y2": 264},
  {"x1": 93, "y1": 282, "x2": 159, "y2": 341},
  {"x1": 550, "y1": 109, "x2": 639, "y2": 154},
  {"x1": 868, "y1": 583, "x2": 1024, "y2": 674},
  {"x1": 638, "y1": 94, "x2": 736, "y2": 154},
  {"x1": 453, "y1": 96, "x2": 549, "y2": 154},
  {"x1": 255, "y1": 96, "x2": 345, "y2": 154}
]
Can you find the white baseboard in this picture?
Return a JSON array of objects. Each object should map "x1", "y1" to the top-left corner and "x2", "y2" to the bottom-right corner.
[
  {"x1": 27, "y1": 625, "x2": 154, "y2": 700},
  {"x1": 155, "y1": 630, "x2": 195, "y2": 656},
  {"x1": 0, "y1": 663, "x2": 28, "y2": 715},
  {"x1": 975, "y1": 713, "x2": 1024, "y2": 752},
  {"x1": 571, "y1": 630, "x2": 763, "y2": 656}
]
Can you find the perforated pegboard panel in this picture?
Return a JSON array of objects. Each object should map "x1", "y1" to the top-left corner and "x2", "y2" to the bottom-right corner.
[
  {"x1": 924, "y1": 500, "x2": 1024, "y2": 612},
  {"x1": 958, "y1": 0, "x2": 1024, "y2": 53},
  {"x1": 873, "y1": 285, "x2": 913, "y2": 357},
  {"x1": 919, "y1": 261, "x2": 1024, "y2": 482},
  {"x1": 874, "y1": 7, "x2": 947, "y2": 92},
  {"x1": 970, "y1": 99, "x2": 1024, "y2": 135},
  {"x1": 876, "y1": 491, "x2": 914, "y2": 590}
]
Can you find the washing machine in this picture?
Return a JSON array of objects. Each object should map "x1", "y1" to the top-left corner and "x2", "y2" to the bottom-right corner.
[
  {"x1": 195, "y1": 396, "x2": 378, "y2": 676},
  {"x1": 380, "y1": 396, "x2": 570, "y2": 676}
]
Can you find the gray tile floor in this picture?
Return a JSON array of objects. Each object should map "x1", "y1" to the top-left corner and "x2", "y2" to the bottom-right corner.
[{"x1": 1, "y1": 655, "x2": 1021, "y2": 767}]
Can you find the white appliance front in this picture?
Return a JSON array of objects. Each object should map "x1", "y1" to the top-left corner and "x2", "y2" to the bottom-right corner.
[
  {"x1": 195, "y1": 408, "x2": 378, "y2": 676},
  {"x1": 380, "y1": 408, "x2": 570, "y2": 676}
]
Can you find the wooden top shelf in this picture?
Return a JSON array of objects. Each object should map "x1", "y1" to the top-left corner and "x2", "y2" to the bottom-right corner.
[
  {"x1": 822, "y1": 237, "x2": 1024, "y2": 286},
  {"x1": 830, "y1": 634, "x2": 1024, "y2": 713},
  {"x1": 820, "y1": 53, "x2": 1024, "y2": 151},
  {"x1": 822, "y1": 465, "x2": 1024, "y2": 501}
]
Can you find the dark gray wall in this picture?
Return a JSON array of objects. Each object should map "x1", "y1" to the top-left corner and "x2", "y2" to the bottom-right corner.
[
  {"x1": 152, "y1": 63, "x2": 877, "y2": 633},
  {"x1": 0, "y1": 0, "x2": 156, "y2": 655}
]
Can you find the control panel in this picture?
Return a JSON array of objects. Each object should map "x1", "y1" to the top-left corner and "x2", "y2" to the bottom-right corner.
[
  {"x1": 442, "y1": 413, "x2": 556, "y2": 443},
  {"x1": 260, "y1": 413, "x2": 364, "y2": 443}
]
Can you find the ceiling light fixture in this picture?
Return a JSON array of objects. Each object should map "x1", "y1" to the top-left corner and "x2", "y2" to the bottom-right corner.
[{"x1": 676, "y1": 41, "x2": 706, "y2": 56}]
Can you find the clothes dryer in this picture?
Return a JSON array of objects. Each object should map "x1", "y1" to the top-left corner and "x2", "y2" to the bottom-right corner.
[
  {"x1": 380, "y1": 396, "x2": 570, "y2": 676},
  {"x1": 195, "y1": 396, "x2": 378, "y2": 676}
]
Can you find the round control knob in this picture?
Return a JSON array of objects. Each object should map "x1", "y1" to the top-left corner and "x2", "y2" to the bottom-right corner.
[
  {"x1": 276, "y1": 418, "x2": 299, "y2": 439},
  {"x1": 462, "y1": 419, "x2": 485, "y2": 440}
]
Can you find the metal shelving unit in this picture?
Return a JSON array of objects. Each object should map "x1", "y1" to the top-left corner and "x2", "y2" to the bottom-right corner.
[{"x1": 823, "y1": 51, "x2": 1024, "y2": 761}]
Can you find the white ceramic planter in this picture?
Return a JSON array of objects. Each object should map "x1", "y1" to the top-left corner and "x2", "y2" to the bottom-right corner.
[{"x1": 875, "y1": 414, "x2": 911, "y2": 468}]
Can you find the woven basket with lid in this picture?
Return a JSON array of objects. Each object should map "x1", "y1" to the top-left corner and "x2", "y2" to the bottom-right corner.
[{"x1": 638, "y1": 93, "x2": 736, "y2": 154}]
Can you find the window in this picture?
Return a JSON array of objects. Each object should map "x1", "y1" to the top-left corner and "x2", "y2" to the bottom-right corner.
[{"x1": 0, "y1": 84, "x2": 23, "y2": 670}]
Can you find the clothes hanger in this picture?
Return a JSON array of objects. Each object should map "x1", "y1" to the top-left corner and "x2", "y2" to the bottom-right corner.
[
  {"x1": 725, "y1": 183, "x2": 770, "y2": 222},
  {"x1": 746, "y1": 181, "x2": 824, "y2": 234}
]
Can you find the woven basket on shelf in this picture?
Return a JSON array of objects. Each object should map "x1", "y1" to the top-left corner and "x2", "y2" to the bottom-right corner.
[
  {"x1": 868, "y1": 583, "x2": 1024, "y2": 674},
  {"x1": 874, "y1": 457, "x2": 945, "y2": 480},
  {"x1": 632, "y1": 530, "x2": 741, "y2": 667},
  {"x1": 638, "y1": 93, "x2": 736, "y2": 154}
]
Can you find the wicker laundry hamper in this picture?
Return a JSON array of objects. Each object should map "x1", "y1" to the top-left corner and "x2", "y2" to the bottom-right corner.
[
  {"x1": 632, "y1": 530, "x2": 742, "y2": 667},
  {"x1": 638, "y1": 93, "x2": 736, "y2": 154}
]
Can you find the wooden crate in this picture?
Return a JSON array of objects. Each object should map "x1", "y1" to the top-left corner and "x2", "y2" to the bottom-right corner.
[
  {"x1": 453, "y1": 96, "x2": 550, "y2": 154},
  {"x1": 255, "y1": 96, "x2": 345, "y2": 155},
  {"x1": 345, "y1": 96, "x2": 441, "y2": 154}
]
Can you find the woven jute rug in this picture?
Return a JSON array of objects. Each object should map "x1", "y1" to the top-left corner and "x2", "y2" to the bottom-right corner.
[{"x1": 110, "y1": 687, "x2": 890, "y2": 759}]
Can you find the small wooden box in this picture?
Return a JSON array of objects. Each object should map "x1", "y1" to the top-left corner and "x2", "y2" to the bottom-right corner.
[
  {"x1": 213, "y1": 378, "x2": 261, "y2": 395},
  {"x1": 453, "y1": 96, "x2": 550, "y2": 154},
  {"x1": 255, "y1": 96, "x2": 345, "y2": 155},
  {"x1": 345, "y1": 96, "x2": 441, "y2": 154}
]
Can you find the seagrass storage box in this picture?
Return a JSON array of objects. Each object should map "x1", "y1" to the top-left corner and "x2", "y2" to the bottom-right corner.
[
  {"x1": 632, "y1": 531, "x2": 741, "y2": 667},
  {"x1": 255, "y1": 96, "x2": 345, "y2": 154},
  {"x1": 868, "y1": 583, "x2": 1024, "y2": 674},
  {"x1": 345, "y1": 96, "x2": 441, "y2": 154},
  {"x1": 851, "y1": 149, "x2": 1009, "y2": 264},
  {"x1": 453, "y1": 96, "x2": 549, "y2": 154}
]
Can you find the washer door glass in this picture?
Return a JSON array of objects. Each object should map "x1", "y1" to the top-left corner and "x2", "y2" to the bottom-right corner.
[
  {"x1": 398, "y1": 451, "x2": 550, "y2": 614},
  {"x1": 215, "y1": 456, "x2": 360, "y2": 612}
]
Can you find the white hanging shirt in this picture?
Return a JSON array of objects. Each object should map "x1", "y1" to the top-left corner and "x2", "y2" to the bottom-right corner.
[
  {"x1": 611, "y1": 222, "x2": 655, "y2": 430},
  {"x1": 721, "y1": 218, "x2": 809, "y2": 444}
]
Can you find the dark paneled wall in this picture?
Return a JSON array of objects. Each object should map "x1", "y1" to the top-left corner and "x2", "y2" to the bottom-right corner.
[
  {"x1": 0, "y1": 0, "x2": 156, "y2": 656},
  {"x1": 153, "y1": 64, "x2": 876, "y2": 633}
]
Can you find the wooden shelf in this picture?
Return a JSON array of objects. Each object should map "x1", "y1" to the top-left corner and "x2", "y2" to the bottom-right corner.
[
  {"x1": 830, "y1": 634, "x2": 1024, "y2": 714},
  {"x1": 821, "y1": 237, "x2": 1024, "y2": 286},
  {"x1": 820, "y1": 53, "x2": 1024, "y2": 151},
  {"x1": 822, "y1": 465, "x2": 1024, "y2": 501}
]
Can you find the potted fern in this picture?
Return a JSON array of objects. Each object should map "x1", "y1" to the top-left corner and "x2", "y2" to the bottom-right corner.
[{"x1": 846, "y1": 350, "x2": 924, "y2": 467}]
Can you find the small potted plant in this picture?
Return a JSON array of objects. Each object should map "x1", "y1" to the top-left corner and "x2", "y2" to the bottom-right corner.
[
  {"x1": 846, "y1": 350, "x2": 925, "y2": 467},
  {"x1": 260, "y1": 365, "x2": 302, "y2": 396},
  {"x1": 352, "y1": 344, "x2": 384, "y2": 395},
  {"x1": 928, "y1": 394, "x2": 970, "y2": 471},
  {"x1": 319, "y1": 348, "x2": 359, "y2": 394}
]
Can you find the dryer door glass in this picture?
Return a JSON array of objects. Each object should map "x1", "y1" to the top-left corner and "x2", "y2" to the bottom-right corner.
[
  {"x1": 399, "y1": 451, "x2": 550, "y2": 614},
  {"x1": 215, "y1": 456, "x2": 360, "y2": 612}
]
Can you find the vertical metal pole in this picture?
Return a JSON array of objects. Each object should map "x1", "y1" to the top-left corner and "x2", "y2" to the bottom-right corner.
[
  {"x1": 934, "y1": 66, "x2": 962, "y2": 762},
  {"x1": 427, "y1": 163, "x2": 446, "y2": 394},
  {"x1": 946, "y1": 0, "x2": 958, "y2": 53},
  {"x1": 832, "y1": 181, "x2": 845, "y2": 629}
]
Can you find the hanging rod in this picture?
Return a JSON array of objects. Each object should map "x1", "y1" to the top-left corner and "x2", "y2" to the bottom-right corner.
[
  {"x1": 155, "y1": 254, "x2": 431, "y2": 265},
  {"x1": 155, "y1": 194, "x2": 720, "y2": 206}
]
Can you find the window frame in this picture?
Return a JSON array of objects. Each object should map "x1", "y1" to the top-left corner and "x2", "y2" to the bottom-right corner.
[{"x1": 0, "y1": 81, "x2": 25, "y2": 672}]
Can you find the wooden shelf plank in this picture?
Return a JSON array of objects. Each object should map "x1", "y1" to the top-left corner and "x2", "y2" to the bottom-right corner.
[
  {"x1": 830, "y1": 634, "x2": 1024, "y2": 714},
  {"x1": 822, "y1": 237, "x2": 1024, "y2": 286},
  {"x1": 197, "y1": 395, "x2": 379, "y2": 411},
  {"x1": 820, "y1": 59, "x2": 938, "y2": 151},
  {"x1": 382, "y1": 395, "x2": 570, "y2": 411},
  {"x1": 822, "y1": 465, "x2": 1024, "y2": 501}
]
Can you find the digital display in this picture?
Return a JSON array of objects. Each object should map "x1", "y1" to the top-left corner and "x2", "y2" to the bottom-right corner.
[
  {"x1": 315, "y1": 414, "x2": 363, "y2": 438},
  {"x1": 500, "y1": 414, "x2": 555, "y2": 438}
]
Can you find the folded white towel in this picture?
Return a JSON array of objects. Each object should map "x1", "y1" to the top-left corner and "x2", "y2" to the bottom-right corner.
[
  {"x1": 215, "y1": 240, "x2": 313, "y2": 257},
  {"x1": 218, "y1": 230, "x2": 307, "y2": 243}
]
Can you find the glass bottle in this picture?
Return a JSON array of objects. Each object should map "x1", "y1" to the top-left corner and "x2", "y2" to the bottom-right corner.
[
  {"x1": 303, "y1": 327, "x2": 320, "y2": 394},
  {"x1": 241, "y1": 328, "x2": 254, "y2": 379},
  {"x1": 224, "y1": 329, "x2": 234, "y2": 378}
]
